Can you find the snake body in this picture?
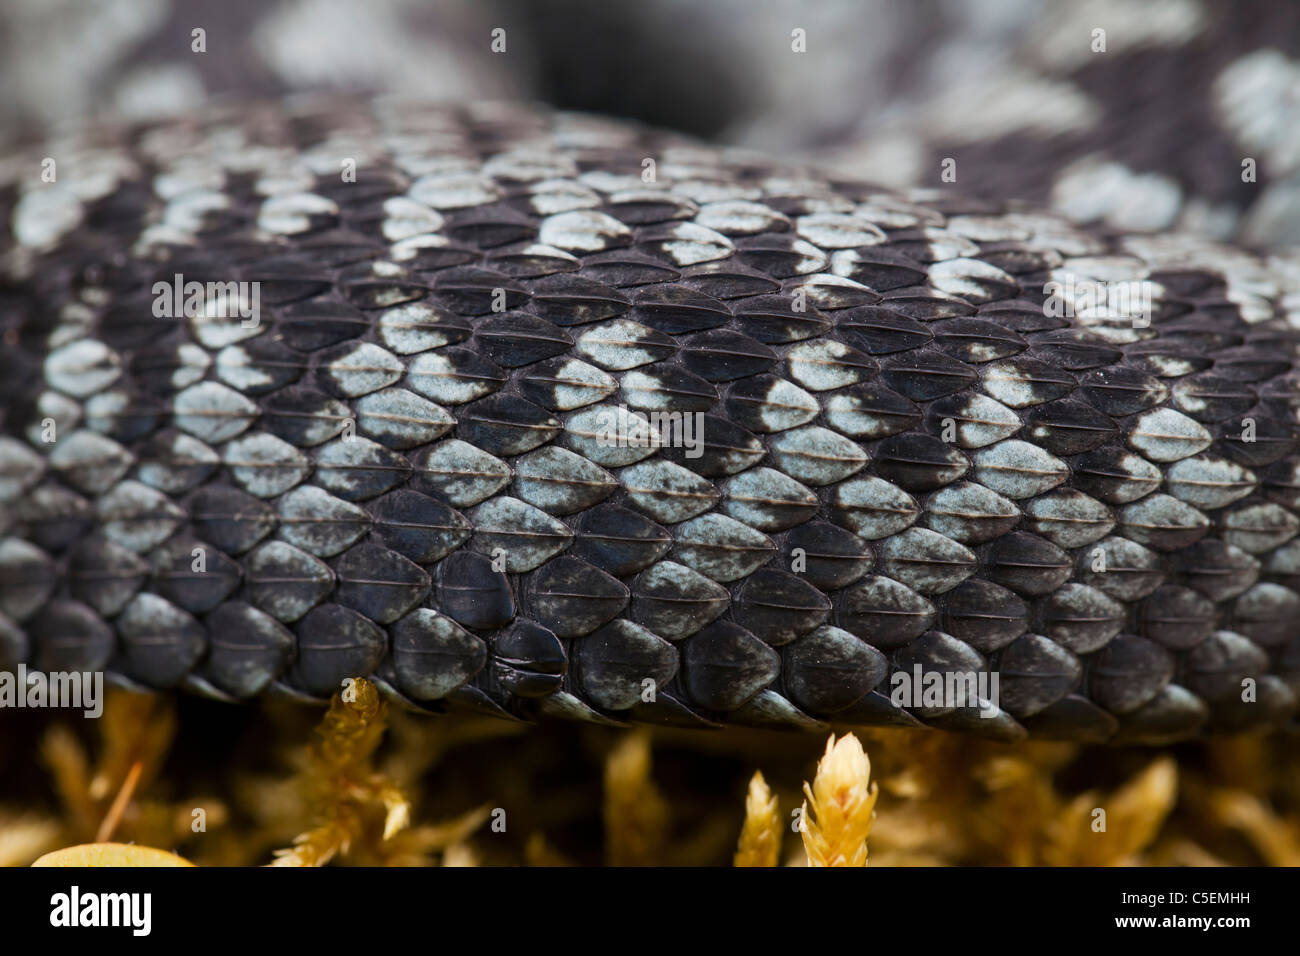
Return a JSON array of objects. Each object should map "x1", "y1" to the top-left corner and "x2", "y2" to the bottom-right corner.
[{"x1": 2, "y1": 97, "x2": 1299, "y2": 745}]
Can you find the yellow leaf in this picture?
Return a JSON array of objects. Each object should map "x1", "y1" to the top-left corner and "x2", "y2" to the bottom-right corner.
[{"x1": 33, "y1": 843, "x2": 194, "y2": 867}]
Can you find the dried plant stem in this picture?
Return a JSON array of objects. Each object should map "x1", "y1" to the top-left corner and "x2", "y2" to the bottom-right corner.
[{"x1": 95, "y1": 760, "x2": 144, "y2": 843}]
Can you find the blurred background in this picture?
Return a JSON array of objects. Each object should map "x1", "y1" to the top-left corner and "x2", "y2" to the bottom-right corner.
[{"x1": 3, "y1": 0, "x2": 1299, "y2": 243}]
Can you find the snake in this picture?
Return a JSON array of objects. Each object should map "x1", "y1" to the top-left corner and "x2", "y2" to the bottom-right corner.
[{"x1": 2, "y1": 4, "x2": 1300, "y2": 747}]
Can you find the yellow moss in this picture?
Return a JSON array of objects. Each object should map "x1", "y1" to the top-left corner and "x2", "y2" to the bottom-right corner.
[
  {"x1": 89, "y1": 691, "x2": 175, "y2": 804},
  {"x1": 1044, "y1": 757, "x2": 1178, "y2": 866},
  {"x1": 34, "y1": 688, "x2": 202, "y2": 857},
  {"x1": 1147, "y1": 838, "x2": 1228, "y2": 867},
  {"x1": 800, "y1": 733, "x2": 878, "y2": 867},
  {"x1": 734, "y1": 771, "x2": 781, "y2": 867},
  {"x1": 972, "y1": 753, "x2": 1062, "y2": 866},
  {"x1": 441, "y1": 842, "x2": 479, "y2": 867},
  {"x1": 1209, "y1": 790, "x2": 1300, "y2": 866},
  {"x1": 362, "y1": 805, "x2": 490, "y2": 867},
  {"x1": 525, "y1": 832, "x2": 575, "y2": 867},
  {"x1": 603, "y1": 730, "x2": 668, "y2": 866},
  {"x1": 39, "y1": 724, "x2": 95, "y2": 840},
  {"x1": 267, "y1": 678, "x2": 492, "y2": 867},
  {"x1": 12, "y1": 669, "x2": 1300, "y2": 867},
  {"x1": 869, "y1": 802, "x2": 964, "y2": 865},
  {"x1": 269, "y1": 677, "x2": 410, "y2": 867}
]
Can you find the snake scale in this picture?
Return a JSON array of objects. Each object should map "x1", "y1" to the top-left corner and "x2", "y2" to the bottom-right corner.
[{"x1": 3, "y1": 6, "x2": 1300, "y2": 747}]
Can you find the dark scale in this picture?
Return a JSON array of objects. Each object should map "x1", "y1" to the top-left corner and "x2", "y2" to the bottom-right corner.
[
  {"x1": 1, "y1": 98, "x2": 1297, "y2": 742},
  {"x1": 730, "y1": 567, "x2": 830, "y2": 646},
  {"x1": 456, "y1": 395, "x2": 560, "y2": 456},
  {"x1": 731, "y1": 295, "x2": 832, "y2": 344},
  {"x1": 682, "y1": 264, "x2": 780, "y2": 301},
  {"x1": 630, "y1": 285, "x2": 731, "y2": 335},
  {"x1": 524, "y1": 555, "x2": 629, "y2": 639},
  {"x1": 992, "y1": 634, "x2": 1082, "y2": 719},
  {"x1": 524, "y1": 274, "x2": 630, "y2": 326},
  {"x1": 680, "y1": 330, "x2": 777, "y2": 382}
]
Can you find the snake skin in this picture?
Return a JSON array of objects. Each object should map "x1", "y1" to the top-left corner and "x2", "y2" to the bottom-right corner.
[{"x1": 2, "y1": 98, "x2": 1300, "y2": 745}]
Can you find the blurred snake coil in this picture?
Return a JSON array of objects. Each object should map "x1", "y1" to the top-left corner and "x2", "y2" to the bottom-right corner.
[{"x1": 2, "y1": 97, "x2": 1300, "y2": 748}]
